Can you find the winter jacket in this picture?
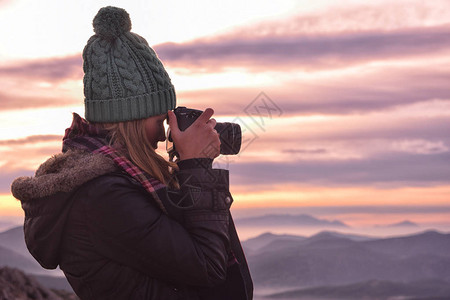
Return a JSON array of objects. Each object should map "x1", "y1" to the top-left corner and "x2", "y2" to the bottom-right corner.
[{"x1": 11, "y1": 150, "x2": 253, "y2": 300}]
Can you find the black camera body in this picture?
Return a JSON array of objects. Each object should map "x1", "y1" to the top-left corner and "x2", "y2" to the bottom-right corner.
[{"x1": 167, "y1": 107, "x2": 241, "y2": 160}]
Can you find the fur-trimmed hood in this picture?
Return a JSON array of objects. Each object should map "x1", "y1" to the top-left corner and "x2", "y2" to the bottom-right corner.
[
  {"x1": 11, "y1": 150, "x2": 118, "y2": 269},
  {"x1": 12, "y1": 150, "x2": 118, "y2": 202}
]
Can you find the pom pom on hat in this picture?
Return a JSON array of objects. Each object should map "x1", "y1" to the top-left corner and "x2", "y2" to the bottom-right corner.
[{"x1": 93, "y1": 6, "x2": 132, "y2": 40}]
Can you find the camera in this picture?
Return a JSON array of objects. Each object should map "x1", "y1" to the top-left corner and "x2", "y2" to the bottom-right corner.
[{"x1": 166, "y1": 107, "x2": 241, "y2": 160}]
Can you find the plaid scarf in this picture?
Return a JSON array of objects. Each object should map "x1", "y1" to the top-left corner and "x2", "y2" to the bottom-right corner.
[{"x1": 62, "y1": 113, "x2": 168, "y2": 214}]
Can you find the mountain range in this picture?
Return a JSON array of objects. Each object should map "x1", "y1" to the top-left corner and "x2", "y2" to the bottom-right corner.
[
  {"x1": 2, "y1": 222, "x2": 450, "y2": 299},
  {"x1": 264, "y1": 279, "x2": 450, "y2": 300},
  {"x1": 243, "y1": 230, "x2": 450, "y2": 290}
]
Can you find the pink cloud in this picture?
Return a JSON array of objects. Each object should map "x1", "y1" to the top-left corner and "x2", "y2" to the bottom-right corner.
[
  {"x1": 0, "y1": 91, "x2": 79, "y2": 111},
  {"x1": 0, "y1": 135, "x2": 62, "y2": 146},
  {"x1": 0, "y1": 0, "x2": 12, "y2": 7},
  {"x1": 2, "y1": 5, "x2": 449, "y2": 85},
  {"x1": 225, "y1": 1, "x2": 450, "y2": 37}
]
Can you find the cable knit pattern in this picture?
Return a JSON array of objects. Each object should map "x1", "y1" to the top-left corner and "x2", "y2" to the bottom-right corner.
[
  {"x1": 82, "y1": 36, "x2": 97, "y2": 100},
  {"x1": 90, "y1": 40, "x2": 111, "y2": 100},
  {"x1": 113, "y1": 38, "x2": 145, "y2": 97},
  {"x1": 130, "y1": 34, "x2": 172, "y2": 90},
  {"x1": 83, "y1": 6, "x2": 176, "y2": 122},
  {"x1": 120, "y1": 33, "x2": 156, "y2": 93}
]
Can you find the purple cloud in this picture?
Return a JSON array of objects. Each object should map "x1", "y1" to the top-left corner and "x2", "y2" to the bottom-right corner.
[
  {"x1": 228, "y1": 152, "x2": 450, "y2": 188},
  {"x1": 0, "y1": 54, "x2": 82, "y2": 82},
  {"x1": 176, "y1": 64, "x2": 450, "y2": 117},
  {"x1": 311, "y1": 118, "x2": 450, "y2": 142},
  {"x1": 3, "y1": 25, "x2": 449, "y2": 83},
  {"x1": 2, "y1": 147, "x2": 448, "y2": 194},
  {"x1": 0, "y1": 169, "x2": 34, "y2": 194},
  {"x1": 156, "y1": 25, "x2": 450, "y2": 72}
]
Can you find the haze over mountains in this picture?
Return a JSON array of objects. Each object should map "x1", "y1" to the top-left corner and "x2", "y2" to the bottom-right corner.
[
  {"x1": 243, "y1": 230, "x2": 450, "y2": 299},
  {"x1": 233, "y1": 213, "x2": 437, "y2": 240},
  {"x1": 1, "y1": 215, "x2": 450, "y2": 299},
  {"x1": 235, "y1": 214, "x2": 348, "y2": 228}
]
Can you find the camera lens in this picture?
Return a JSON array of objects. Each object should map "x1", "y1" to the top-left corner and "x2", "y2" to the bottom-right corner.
[{"x1": 215, "y1": 122, "x2": 241, "y2": 155}]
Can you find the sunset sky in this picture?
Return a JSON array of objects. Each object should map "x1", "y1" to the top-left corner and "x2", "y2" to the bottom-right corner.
[{"x1": 1, "y1": 0, "x2": 449, "y2": 233}]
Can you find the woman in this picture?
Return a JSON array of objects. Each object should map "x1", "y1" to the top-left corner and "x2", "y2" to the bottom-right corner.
[{"x1": 11, "y1": 6, "x2": 253, "y2": 300}]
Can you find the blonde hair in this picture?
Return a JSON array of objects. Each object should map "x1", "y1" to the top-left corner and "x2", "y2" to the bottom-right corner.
[{"x1": 97, "y1": 119, "x2": 179, "y2": 189}]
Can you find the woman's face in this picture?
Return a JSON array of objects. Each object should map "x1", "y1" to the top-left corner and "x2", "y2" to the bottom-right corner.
[{"x1": 144, "y1": 113, "x2": 168, "y2": 149}]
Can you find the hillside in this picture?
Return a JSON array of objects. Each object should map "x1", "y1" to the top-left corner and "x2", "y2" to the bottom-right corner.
[
  {"x1": 0, "y1": 226, "x2": 65, "y2": 277},
  {"x1": 0, "y1": 266, "x2": 78, "y2": 300}
]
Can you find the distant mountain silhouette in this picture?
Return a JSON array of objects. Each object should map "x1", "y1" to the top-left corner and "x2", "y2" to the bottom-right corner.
[
  {"x1": 245, "y1": 230, "x2": 450, "y2": 289},
  {"x1": 0, "y1": 266, "x2": 78, "y2": 300},
  {"x1": 243, "y1": 231, "x2": 375, "y2": 255},
  {"x1": 0, "y1": 244, "x2": 43, "y2": 274},
  {"x1": 0, "y1": 226, "x2": 29, "y2": 257},
  {"x1": 265, "y1": 279, "x2": 450, "y2": 299},
  {"x1": 243, "y1": 232, "x2": 307, "y2": 253},
  {"x1": 0, "y1": 226, "x2": 71, "y2": 294},
  {"x1": 307, "y1": 231, "x2": 376, "y2": 242},
  {"x1": 376, "y1": 220, "x2": 420, "y2": 228},
  {"x1": 235, "y1": 214, "x2": 348, "y2": 228},
  {"x1": 0, "y1": 220, "x2": 20, "y2": 232}
]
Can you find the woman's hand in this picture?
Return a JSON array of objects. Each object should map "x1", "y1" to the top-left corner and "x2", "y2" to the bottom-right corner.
[{"x1": 168, "y1": 108, "x2": 221, "y2": 161}]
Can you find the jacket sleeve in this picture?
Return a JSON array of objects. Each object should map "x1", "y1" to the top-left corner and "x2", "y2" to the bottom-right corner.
[{"x1": 80, "y1": 158, "x2": 233, "y2": 287}]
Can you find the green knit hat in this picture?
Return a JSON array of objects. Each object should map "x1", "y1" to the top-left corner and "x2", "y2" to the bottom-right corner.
[{"x1": 83, "y1": 6, "x2": 176, "y2": 123}]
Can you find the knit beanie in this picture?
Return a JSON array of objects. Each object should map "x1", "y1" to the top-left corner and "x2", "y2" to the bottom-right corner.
[{"x1": 83, "y1": 6, "x2": 176, "y2": 123}]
